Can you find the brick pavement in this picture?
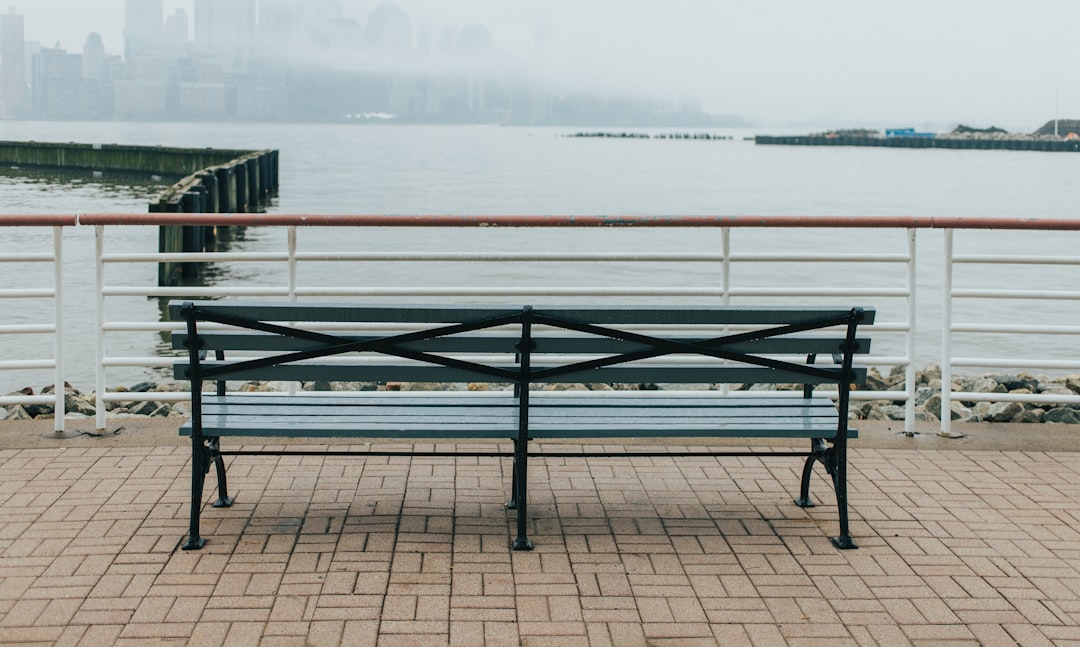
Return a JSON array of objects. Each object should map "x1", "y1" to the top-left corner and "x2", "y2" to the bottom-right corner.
[{"x1": 1, "y1": 439, "x2": 1079, "y2": 646}]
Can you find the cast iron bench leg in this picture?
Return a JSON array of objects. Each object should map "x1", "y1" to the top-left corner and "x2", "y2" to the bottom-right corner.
[
  {"x1": 831, "y1": 436, "x2": 857, "y2": 549},
  {"x1": 794, "y1": 438, "x2": 828, "y2": 508},
  {"x1": 183, "y1": 437, "x2": 208, "y2": 550},
  {"x1": 208, "y1": 437, "x2": 235, "y2": 508},
  {"x1": 511, "y1": 439, "x2": 533, "y2": 550}
]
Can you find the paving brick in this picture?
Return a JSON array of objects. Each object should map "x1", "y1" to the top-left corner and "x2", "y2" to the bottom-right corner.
[{"x1": 2, "y1": 443, "x2": 1080, "y2": 645}]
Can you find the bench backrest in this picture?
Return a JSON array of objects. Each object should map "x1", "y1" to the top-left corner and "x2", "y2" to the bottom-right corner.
[{"x1": 170, "y1": 301, "x2": 874, "y2": 388}]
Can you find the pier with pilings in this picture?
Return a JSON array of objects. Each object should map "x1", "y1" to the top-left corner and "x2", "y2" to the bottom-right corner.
[
  {"x1": 0, "y1": 140, "x2": 279, "y2": 286},
  {"x1": 151, "y1": 149, "x2": 279, "y2": 285}
]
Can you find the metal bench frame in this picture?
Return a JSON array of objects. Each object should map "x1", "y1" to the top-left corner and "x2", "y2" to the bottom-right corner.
[{"x1": 173, "y1": 301, "x2": 873, "y2": 551}]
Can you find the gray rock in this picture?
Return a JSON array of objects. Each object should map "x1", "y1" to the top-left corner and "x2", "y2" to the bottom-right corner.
[
  {"x1": 949, "y1": 401, "x2": 973, "y2": 421},
  {"x1": 1038, "y1": 385, "x2": 1074, "y2": 397},
  {"x1": 918, "y1": 364, "x2": 942, "y2": 384},
  {"x1": 993, "y1": 373, "x2": 1040, "y2": 392},
  {"x1": 972, "y1": 377, "x2": 1006, "y2": 394},
  {"x1": 873, "y1": 404, "x2": 906, "y2": 420},
  {"x1": 914, "y1": 386, "x2": 935, "y2": 407},
  {"x1": 7, "y1": 406, "x2": 32, "y2": 420},
  {"x1": 550, "y1": 383, "x2": 588, "y2": 391},
  {"x1": 915, "y1": 410, "x2": 938, "y2": 422},
  {"x1": 987, "y1": 402, "x2": 1023, "y2": 422},
  {"x1": 865, "y1": 406, "x2": 888, "y2": 421},
  {"x1": 1065, "y1": 375, "x2": 1080, "y2": 394},
  {"x1": 1013, "y1": 408, "x2": 1045, "y2": 423},
  {"x1": 864, "y1": 368, "x2": 892, "y2": 391},
  {"x1": 64, "y1": 392, "x2": 96, "y2": 416},
  {"x1": 128, "y1": 401, "x2": 158, "y2": 416},
  {"x1": 1044, "y1": 407, "x2": 1080, "y2": 424},
  {"x1": 926, "y1": 395, "x2": 971, "y2": 421}
]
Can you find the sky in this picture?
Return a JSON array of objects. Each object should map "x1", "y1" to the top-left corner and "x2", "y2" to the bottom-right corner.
[{"x1": 9, "y1": 0, "x2": 1080, "y2": 130}]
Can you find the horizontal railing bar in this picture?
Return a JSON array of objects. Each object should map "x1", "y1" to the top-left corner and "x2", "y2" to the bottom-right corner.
[
  {"x1": 730, "y1": 288, "x2": 909, "y2": 297},
  {"x1": 284, "y1": 287, "x2": 910, "y2": 298},
  {"x1": 734, "y1": 254, "x2": 911, "y2": 263},
  {"x1": 0, "y1": 215, "x2": 77, "y2": 226},
  {"x1": 100, "y1": 392, "x2": 190, "y2": 403},
  {"x1": 288, "y1": 252, "x2": 912, "y2": 263},
  {"x1": 82, "y1": 213, "x2": 940, "y2": 228},
  {"x1": 0, "y1": 289, "x2": 54, "y2": 298},
  {"x1": 0, "y1": 395, "x2": 57, "y2": 405},
  {"x1": 0, "y1": 213, "x2": 1071, "y2": 231},
  {"x1": 102, "y1": 252, "x2": 291, "y2": 263},
  {"x1": 850, "y1": 390, "x2": 908, "y2": 401},
  {"x1": 0, "y1": 254, "x2": 54, "y2": 262},
  {"x1": 953, "y1": 255, "x2": 1080, "y2": 265},
  {"x1": 952, "y1": 289, "x2": 1080, "y2": 299},
  {"x1": 952, "y1": 358, "x2": 1080, "y2": 370},
  {"x1": 60, "y1": 213, "x2": 1080, "y2": 231},
  {"x1": 949, "y1": 391, "x2": 1080, "y2": 404},
  {"x1": 953, "y1": 323, "x2": 1080, "y2": 335},
  {"x1": 0, "y1": 325, "x2": 55, "y2": 334},
  {"x1": 101, "y1": 251, "x2": 913, "y2": 264},
  {"x1": 0, "y1": 360, "x2": 54, "y2": 370},
  {"x1": 292, "y1": 287, "x2": 739, "y2": 297},
  {"x1": 103, "y1": 287, "x2": 290, "y2": 297}
]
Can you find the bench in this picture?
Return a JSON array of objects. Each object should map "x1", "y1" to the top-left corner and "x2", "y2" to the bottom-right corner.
[{"x1": 171, "y1": 301, "x2": 874, "y2": 551}]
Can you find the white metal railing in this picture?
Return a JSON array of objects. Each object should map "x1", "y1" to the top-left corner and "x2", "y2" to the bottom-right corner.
[
  {"x1": 8, "y1": 213, "x2": 1080, "y2": 435},
  {"x1": 942, "y1": 227, "x2": 1080, "y2": 434},
  {"x1": 86, "y1": 218, "x2": 917, "y2": 431},
  {"x1": 0, "y1": 223, "x2": 65, "y2": 430}
]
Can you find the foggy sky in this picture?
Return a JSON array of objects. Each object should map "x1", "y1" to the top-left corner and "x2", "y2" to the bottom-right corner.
[{"x1": 12, "y1": 0, "x2": 1080, "y2": 130}]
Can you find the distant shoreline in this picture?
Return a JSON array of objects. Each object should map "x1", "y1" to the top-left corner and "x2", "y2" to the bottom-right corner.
[{"x1": 756, "y1": 133, "x2": 1080, "y2": 153}]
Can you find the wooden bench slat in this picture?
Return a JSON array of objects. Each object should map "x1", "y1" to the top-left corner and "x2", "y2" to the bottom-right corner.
[
  {"x1": 172, "y1": 332, "x2": 872, "y2": 356},
  {"x1": 169, "y1": 301, "x2": 876, "y2": 326},
  {"x1": 176, "y1": 362, "x2": 867, "y2": 385},
  {"x1": 195, "y1": 393, "x2": 839, "y2": 408}
]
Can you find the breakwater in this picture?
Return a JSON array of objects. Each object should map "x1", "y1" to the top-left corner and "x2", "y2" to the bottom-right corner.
[
  {"x1": 755, "y1": 134, "x2": 1080, "y2": 152},
  {"x1": 0, "y1": 140, "x2": 279, "y2": 285},
  {"x1": 151, "y1": 149, "x2": 279, "y2": 285},
  {"x1": 567, "y1": 131, "x2": 733, "y2": 140},
  {"x1": 0, "y1": 140, "x2": 257, "y2": 176}
]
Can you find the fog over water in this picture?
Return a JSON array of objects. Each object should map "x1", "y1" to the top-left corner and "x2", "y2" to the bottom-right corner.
[{"x1": 13, "y1": 0, "x2": 1080, "y2": 129}]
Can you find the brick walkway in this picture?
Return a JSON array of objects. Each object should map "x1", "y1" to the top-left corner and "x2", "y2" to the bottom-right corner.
[{"x1": 1, "y1": 442, "x2": 1079, "y2": 646}]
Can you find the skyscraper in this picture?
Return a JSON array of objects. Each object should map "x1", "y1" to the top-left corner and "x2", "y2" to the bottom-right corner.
[
  {"x1": 164, "y1": 9, "x2": 190, "y2": 58},
  {"x1": 0, "y1": 8, "x2": 28, "y2": 117},
  {"x1": 194, "y1": 0, "x2": 256, "y2": 72},
  {"x1": 124, "y1": 0, "x2": 164, "y2": 65}
]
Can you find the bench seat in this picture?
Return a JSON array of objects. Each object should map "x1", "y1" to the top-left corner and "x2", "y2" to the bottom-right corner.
[{"x1": 183, "y1": 392, "x2": 853, "y2": 439}]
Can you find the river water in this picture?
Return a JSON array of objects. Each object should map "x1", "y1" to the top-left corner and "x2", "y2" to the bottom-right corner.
[{"x1": 1, "y1": 121, "x2": 1079, "y2": 391}]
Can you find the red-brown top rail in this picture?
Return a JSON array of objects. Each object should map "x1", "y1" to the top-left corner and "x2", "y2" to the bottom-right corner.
[{"x1": 7, "y1": 213, "x2": 1080, "y2": 230}]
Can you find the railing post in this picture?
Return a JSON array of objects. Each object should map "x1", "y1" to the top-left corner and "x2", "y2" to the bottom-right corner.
[
  {"x1": 720, "y1": 227, "x2": 731, "y2": 396},
  {"x1": 95, "y1": 224, "x2": 107, "y2": 430},
  {"x1": 288, "y1": 226, "x2": 297, "y2": 301},
  {"x1": 53, "y1": 225, "x2": 65, "y2": 432},
  {"x1": 904, "y1": 228, "x2": 916, "y2": 433},
  {"x1": 941, "y1": 229, "x2": 953, "y2": 436},
  {"x1": 287, "y1": 225, "x2": 297, "y2": 396}
]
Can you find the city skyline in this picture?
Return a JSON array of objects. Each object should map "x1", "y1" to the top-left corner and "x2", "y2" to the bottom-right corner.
[
  {"x1": 4, "y1": 1, "x2": 1080, "y2": 129},
  {"x1": 1, "y1": 1, "x2": 733, "y2": 125}
]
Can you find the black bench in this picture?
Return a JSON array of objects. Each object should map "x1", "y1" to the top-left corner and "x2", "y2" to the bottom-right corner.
[{"x1": 171, "y1": 301, "x2": 873, "y2": 551}]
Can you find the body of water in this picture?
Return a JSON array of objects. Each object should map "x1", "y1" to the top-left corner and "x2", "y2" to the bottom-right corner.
[{"x1": 1, "y1": 121, "x2": 1079, "y2": 392}]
